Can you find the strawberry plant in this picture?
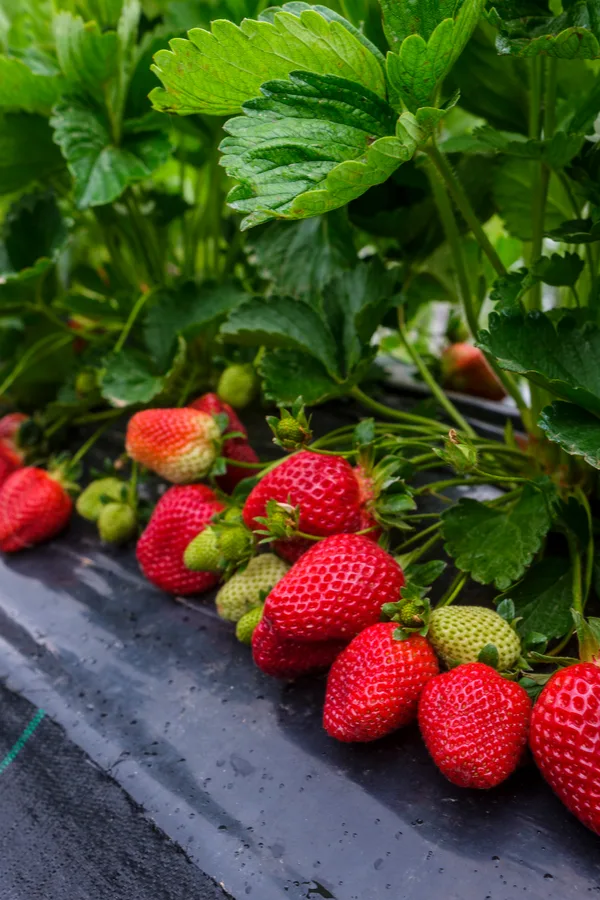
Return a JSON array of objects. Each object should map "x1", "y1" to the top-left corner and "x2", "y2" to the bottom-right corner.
[{"x1": 4, "y1": 0, "x2": 600, "y2": 837}]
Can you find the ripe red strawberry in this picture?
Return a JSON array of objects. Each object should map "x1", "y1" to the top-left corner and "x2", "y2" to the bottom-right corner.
[
  {"x1": 263, "y1": 533, "x2": 404, "y2": 642},
  {"x1": 441, "y1": 343, "x2": 506, "y2": 402},
  {"x1": 252, "y1": 616, "x2": 346, "y2": 679},
  {"x1": 189, "y1": 393, "x2": 259, "y2": 493},
  {"x1": 243, "y1": 451, "x2": 376, "y2": 562},
  {"x1": 419, "y1": 662, "x2": 532, "y2": 789},
  {"x1": 136, "y1": 484, "x2": 224, "y2": 595},
  {"x1": 530, "y1": 663, "x2": 600, "y2": 835},
  {"x1": 126, "y1": 408, "x2": 220, "y2": 484},
  {"x1": 324, "y1": 624, "x2": 439, "y2": 742},
  {"x1": 0, "y1": 412, "x2": 28, "y2": 485},
  {"x1": 0, "y1": 466, "x2": 73, "y2": 552}
]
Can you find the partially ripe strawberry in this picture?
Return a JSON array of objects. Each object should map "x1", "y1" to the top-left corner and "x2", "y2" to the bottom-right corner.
[
  {"x1": 189, "y1": 392, "x2": 259, "y2": 493},
  {"x1": 0, "y1": 412, "x2": 28, "y2": 485},
  {"x1": 0, "y1": 412, "x2": 28, "y2": 445},
  {"x1": 126, "y1": 408, "x2": 220, "y2": 484},
  {"x1": 530, "y1": 663, "x2": 600, "y2": 835},
  {"x1": 252, "y1": 617, "x2": 345, "y2": 679},
  {"x1": 264, "y1": 533, "x2": 404, "y2": 642},
  {"x1": 0, "y1": 466, "x2": 73, "y2": 552},
  {"x1": 243, "y1": 451, "x2": 376, "y2": 562},
  {"x1": 215, "y1": 553, "x2": 289, "y2": 622},
  {"x1": 441, "y1": 343, "x2": 506, "y2": 402},
  {"x1": 324, "y1": 624, "x2": 439, "y2": 742},
  {"x1": 136, "y1": 484, "x2": 223, "y2": 595},
  {"x1": 419, "y1": 662, "x2": 531, "y2": 789},
  {"x1": 428, "y1": 606, "x2": 521, "y2": 671}
]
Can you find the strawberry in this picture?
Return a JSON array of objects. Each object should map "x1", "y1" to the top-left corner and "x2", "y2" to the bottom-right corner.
[
  {"x1": 243, "y1": 451, "x2": 376, "y2": 562},
  {"x1": 419, "y1": 662, "x2": 532, "y2": 789},
  {"x1": 0, "y1": 466, "x2": 73, "y2": 552},
  {"x1": 0, "y1": 412, "x2": 28, "y2": 485},
  {"x1": 236, "y1": 604, "x2": 264, "y2": 645},
  {"x1": 136, "y1": 484, "x2": 224, "y2": 595},
  {"x1": 217, "y1": 363, "x2": 257, "y2": 410},
  {"x1": 215, "y1": 553, "x2": 289, "y2": 622},
  {"x1": 324, "y1": 624, "x2": 439, "y2": 742},
  {"x1": 530, "y1": 663, "x2": 600, "y2": 835},
  {"x1": 441, "y1": 343, "x2": 506, "y2": 402},
  {"x1": 126, "y1": 408, "x2": 220, "y2": 484},
  {"x1": 252, "y1": 616, "x2": 345, "y2": 679},
  {"x1": 98, "y1": 502, "x2": 137, "y2": 544},
  {"x1": 76, "y1": 477, "x2": 125, "y2": 522},
  {"x1": 263, "y1": 533, "x2": 404, "y2": 642},
  {"x1": 428, "y1": 606, "x2": 521, "y2": 671},
  {"x1": 189, "y1": 392, "x2": 259, "y2": 493},
  {"x1": 0, "y1": 412, "x2": 28, "y2": 445}
]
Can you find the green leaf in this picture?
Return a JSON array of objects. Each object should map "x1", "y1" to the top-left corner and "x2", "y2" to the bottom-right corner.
[
  {"x1": 259, "y1": 348, "x2": 345, "y2": 405},
  {"x1": 496, "y1": 557, "x2": 573, "y2": 641},
  {"x1": 380, "y1": 0, "x2": 459, "y2": 48},
  {"x1": 0, "y1": 56, "x2": 63, "y2": 114},
  {"x1": 50, "y1": 101, "x2": 171, "y2": 209},
  {"x1": 539, "y1": 401, "x2": 600, "y2": 469},
  {"x1": 489, "y1": 270, "x2": 532, "y2": 312},
  {"x1": 0, "y1": 114, "x2": 64, "y2": 196},
  {"x1": 478, "y1": 311, "x2": 600, "y2": 416},
  {"x1": 490, "y1": 1, "x2": 600, "y2": 59},
  {"x1": 546, "y1": 217, "x2": 600, "y2": 243},
  {"x1": 493, "y1": 159, "x2": 571, "y2": 240},
  {"x1": 326, "y1": 259, "x2": 402, "y2": 372},
  {"x1": 459, "y1": 125, "x2": 585, "y2": 169},
  {"x1": 248, "y1": 211, "x2": 356, "y2": 298},
  {"x1": 441, "y1": 483, "x2": 555, "y2": 590},
  {"x1": 150, "y1": 5, "x2": 386, "y2": 116},
  {"x1": 0, "y1": 191, "x2": 66, "y2": 276},
  {"x1": 404, "y1": 559, "x2": 447, "y2": 586},
  {"x1": 385, "y1": 0, "x2": 485, "y2": 110},
  {"x1": 53, "y1": 11, "x2": 118, "y2": 93},
  {"x1": 144, "y1": 281, "x2": 248, "y2": 370},
  {"x1": 220, "y1": 71, "x2": 420, "y2": 229},
  {"x1": 531, "y1": 252, "x2": 584, "y2": 287},
  {"x1": 221, "y1": 294, "x2": 339, "y2": 374},
  {"x1": 101, "y1": 349, "x2": 165, "y2": 406}
]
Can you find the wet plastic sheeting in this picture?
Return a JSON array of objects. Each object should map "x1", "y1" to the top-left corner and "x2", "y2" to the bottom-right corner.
[{"x1": 0, "y1": 399, "x2": 598, "y2": 899}]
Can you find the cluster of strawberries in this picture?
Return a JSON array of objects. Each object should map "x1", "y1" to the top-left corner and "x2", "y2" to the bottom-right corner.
[{"x1": 0, "y1": 398, "x2": 597, "y2": 839}]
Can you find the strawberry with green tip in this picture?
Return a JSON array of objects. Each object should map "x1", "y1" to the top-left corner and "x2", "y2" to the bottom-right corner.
[
  {"x1": 236, "y1": 604, "x2": 264, "y2": 645},
  {"x1": 419, "y1": 662, "x2": 532, "y2": 789},
  {"x1": 126, "y1": 408, "x2": 220, "y2": 484},
  {"x1": 428, "y1": 605, "x2": 521, "y2": 671},
  {"x1": 216, "y1": 553, "x2": 289, "y2": 623},
  {"x1": 441, "y1": 343, "x2": 506, "y2": 402},
  {"x1": 76, "y1": 477, "x2": 125, "y2": 522},
  {"x1": 323, "y1": 624, "x2": 439, "y2": 742},
  {"x1": 189, "y1": 393, "x2": 259, "y2": 492},
  {"x1": 0, "y1": 466, "x2": 74, "y2": 552}
]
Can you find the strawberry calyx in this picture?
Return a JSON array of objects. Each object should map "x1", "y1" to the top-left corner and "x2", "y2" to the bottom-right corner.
[
  {"x1": 266, "y1": 398, "x2": 313, "y2": 451},
  {"x1": 382, "y1": 587, "x2": 432, "y2": 640},
  {"x1": 46, "y1": 453, "x2": 82, "y2": 495},
  {"x1": 253, "y1": 498, "x2": 301, "y2": 542},
  {"x1": 434, "y1": 429, "x2": 478, "y2": 474},
  {"x1": 573, "y1": 610, "x2": 600, "y2": 665}
]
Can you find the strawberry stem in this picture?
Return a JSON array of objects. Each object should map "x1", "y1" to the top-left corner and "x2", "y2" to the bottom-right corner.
[
  {"x1": 435, "y1": 572, "x2": 466, "y2": 608},
  {"x1": 70, "y1": 422, "x2": 111, "y2": 466}
]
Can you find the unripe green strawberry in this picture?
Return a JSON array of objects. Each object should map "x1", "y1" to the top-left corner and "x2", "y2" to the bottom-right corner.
[
  {"x1": 184, "y1": 526, "x2": 221, "y2": 573},
  {"x1": 76, "y1": 477, "x2": 124, "y2": 522},
  {"x1": 223, "y1": 507, "x2": 243, "y2": 524},
  {"x1": 98, "y1": 502, "x2": 137, "y2": 544},
  {"x1": 216, "y1": 554, "x2": 289, "y2": 623},
  {"x1": 428, "y1": 606, "x2": 521, "y2": 671},
  {"x1": 235, "y1": 604, "x2": 264, "y2": 644},
  {"x1": 75, "y1": 369, "x2": 98, "y2": 397},
  {"x1": 217, "y1": 364, "x2": 257, "y2": 410},
  {"x1": 218, "y1": 524, "x2": 254, "y2": 562}
]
